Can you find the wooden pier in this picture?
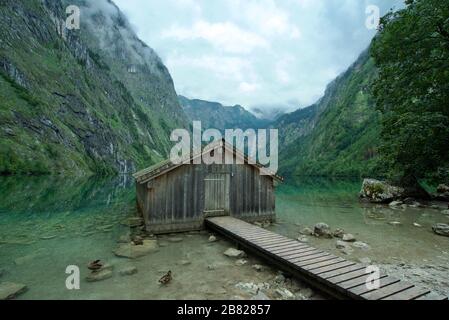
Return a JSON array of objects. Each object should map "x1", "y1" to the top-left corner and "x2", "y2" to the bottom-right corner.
[{"x1": 205, "y1": 216, "x2": 448, "y2": 300}]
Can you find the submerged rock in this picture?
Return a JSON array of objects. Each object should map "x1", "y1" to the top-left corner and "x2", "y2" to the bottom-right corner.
[
  {"x1": 168, "y1": 237, "x2": 183, "y2": 243},
  {"x1": 178, "y1": 260, "x2": 191, "y2": 266},
  {"x1": 235, "y1": 282, "x2": 259, "y2": 295},
  {"x1": 252, "y1": 264, "x2": 264, "y2": 272},
  {"x1": 208, "y1": 235, "x2": 218, "y2": 243},
  {"x1": 297, "y1": 236, "x2": 309, "y2": 243},
  {"x1": 352, "y1": 241, "x2": 371, "y2": 251},
  {"x1": 0, "y1": 282, "x2": 27, "y2": 300},
  {"x1": 300, "y1": 288, "x2": 314, "y2": 299},
  {"x1": 113, "y1": 240, "x2": 158, "y2": 259},
  {"x1": 314, "y1": 223, "x2": 332, "y2": 238},
  {"x1": 224, "y1": 248, "x2": 246, "y2": 258},
  {"x1": 332, "y1": 229, "x2": 345, "y2": 238},
  {"x1": 299, "y1": 227, "x2": 313, "y2": 236},
  {"x1": 413, "y1": 223, "x2": 422, "y2": 228},
  {"x1": 342, "y1": 234, "x2": 356, "y2": 242},
  {"x1": 275, "y1": 288, "x2": 295, "y2": 300},
  {"x1": 86, "y1": 269, "x2": 113, "y2": 282},
  {"x1": 359, "y1": 179, "x2": 404, "y2": 203},
  {"x1": 336, "y1": 240, "x2": 349, "y2": 249},
  {"x1": 235, "y1": 259, "x2": 248, "y2": 266},
  {"x1": 389, "y1": 201, "x2": 403, "y2": 207},
  {"x1": 251, "y1": 291, "x2": 270, "y2": 300},
  {"x1": 388, "y1": 221, "x2": 402, "y2": 226},
  {"x1": 119, "y1": 266, "x2": 138, "y2": 276},
  {"x1": 432, "y1": 224, "x2": 449, "y2": 237}
]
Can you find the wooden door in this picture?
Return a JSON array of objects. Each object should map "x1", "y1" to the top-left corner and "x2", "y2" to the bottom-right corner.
[{"x1": 204, "y1": 173, "x2": 230, "y2": 217}]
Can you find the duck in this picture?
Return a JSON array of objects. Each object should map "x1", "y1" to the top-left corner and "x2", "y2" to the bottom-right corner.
[
  {"x1": 159, "y1": 270, "x2": 172, "y2": 285},
  {"x1": 88, "y1": 260, "x2": 103, "y2": 271}
]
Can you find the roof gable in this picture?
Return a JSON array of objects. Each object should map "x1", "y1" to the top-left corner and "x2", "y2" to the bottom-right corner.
[{"x1": 133, "y1": 139, "x2": 283, "y2": 184}]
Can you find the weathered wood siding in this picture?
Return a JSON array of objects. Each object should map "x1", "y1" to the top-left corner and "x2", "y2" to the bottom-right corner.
[{"x1": 136, "y1": 161, "x2": 276, "y2": 234}]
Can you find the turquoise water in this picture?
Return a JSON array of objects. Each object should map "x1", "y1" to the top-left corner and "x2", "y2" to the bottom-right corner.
[{"x1": 0, "y1": 176, "x2": 448, "y2": 299}]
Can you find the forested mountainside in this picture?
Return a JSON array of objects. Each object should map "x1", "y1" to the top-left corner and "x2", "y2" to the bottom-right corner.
[
  {"x1": 179, "y1": 95, "x2": 269, "y2": 131},
  {"x1": 0, "y1": 0, "x2": 188, "y2": 175},
  {"x1": 276, "y1": 50, "x2": 381, "y2": 177}
]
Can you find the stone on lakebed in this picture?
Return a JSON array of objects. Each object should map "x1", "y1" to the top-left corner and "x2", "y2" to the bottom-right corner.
[
  {"x1": 113, "y1": 240, "x2": 158, "y2": 259},
  {"x1": 0, "y1": 282, "x2": 27, "y2": 300},
  {"x1": 224, "y1": 248, "x2": 246, "y2": 258}
]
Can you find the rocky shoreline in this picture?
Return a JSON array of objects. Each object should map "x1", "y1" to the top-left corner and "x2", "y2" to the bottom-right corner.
[{"x1": 360, "y1": 179, "x2": 449, "y2": 238}]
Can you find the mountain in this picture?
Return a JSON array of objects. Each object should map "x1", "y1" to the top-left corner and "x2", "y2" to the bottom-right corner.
[
  {"x1": 0, "y1": 0, "x2": 188, "y2": 175},
  {"x1": 275, "y1": 50, "x2": 381, "y2": 177},
  {"x1": 179, "y1": 95, "x2": 269, "y2": 131},
  {"x1": 250, "y1": 106, "x2": 286, "y2": 121}
]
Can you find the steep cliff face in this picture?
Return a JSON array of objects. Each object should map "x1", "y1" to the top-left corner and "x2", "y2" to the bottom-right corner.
[
  {"x1": 276, "y1": 50, "x2": 382, "y2": 177},
  {"x1": 179, "y1": 95, "x2": 269, "y2": 131},
  {"x1": 0, "y1": 0, "x2": 187, "y2": 175}
]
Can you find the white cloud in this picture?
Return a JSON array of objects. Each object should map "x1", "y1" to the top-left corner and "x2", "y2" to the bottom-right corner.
[
  {"x1": 114, "y1": 0, "x2": 405, "y2": 110},
  {"x1": 162, "y1": 20, "x2": 269, "y2": 54},
  {"x1": 239, "y1": 82, "x2": 259, "y2": 93}
]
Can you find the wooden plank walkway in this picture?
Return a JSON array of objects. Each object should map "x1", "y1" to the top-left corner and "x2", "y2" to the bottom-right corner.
[{"x1": 205, "y1": 216, "x2": 448, "y2": 300}]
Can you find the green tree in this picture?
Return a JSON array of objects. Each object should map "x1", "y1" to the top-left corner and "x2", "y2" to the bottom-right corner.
[{"x1": 371, "y1": 0, "x2": 449, "y2": 189}]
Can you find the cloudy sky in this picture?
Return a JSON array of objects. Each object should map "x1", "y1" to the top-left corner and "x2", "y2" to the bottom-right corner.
[{"x1": 114, "y1": 0, "x2": 403, "y2": 112}]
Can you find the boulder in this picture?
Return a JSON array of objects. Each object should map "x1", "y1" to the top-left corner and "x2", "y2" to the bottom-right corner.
[
  {"x1": 413, "y1": 223, "x2": 422, "y2": 228},
  {"x1": 86, "y1": 269, "x2": 113, "y2": 282},
  {"x1": 224, "y1": 248, "x2": 246, "y2": 258},
  {"x1": 314, "y1": 223, "x2": 332, "y2": 238},
  {"x1": 342, "y1": 234, "x2": 356, "y2": 242},
  {"x1": 442, "y1": 210, "x2": 449, "y2": 216},
  {"x1": 360, "y1": 179, "x2": 404, "y2": 203},
  {"x1": 432, "y1": 224, "x2": 449, "y2": 237},
  {"x1": 297, "y1": 236, "x2": 309, "y2": 243},
  {"x1": 0, "y1": 282, "x2": 27, "y2": 300},
  {"x1": 113, "y1": 240, "x2": 158, "y2": 259},
  {"x1": 119, "y1": 266, "x2": 138, "y2": 276}
]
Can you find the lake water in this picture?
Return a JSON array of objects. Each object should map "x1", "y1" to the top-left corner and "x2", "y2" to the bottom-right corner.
[{"x1": 0, "y1": 175, "x2": 448, "y2": 299}]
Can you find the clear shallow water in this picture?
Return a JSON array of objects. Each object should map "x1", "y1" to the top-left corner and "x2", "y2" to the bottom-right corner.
[{"x1": 0, "y1": 176, "x2": 448, "y2": 299}]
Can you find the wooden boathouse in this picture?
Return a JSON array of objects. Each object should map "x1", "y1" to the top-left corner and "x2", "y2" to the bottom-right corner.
[{"x1": 133, "y1": 140, "x2": 282, "y2": 234}]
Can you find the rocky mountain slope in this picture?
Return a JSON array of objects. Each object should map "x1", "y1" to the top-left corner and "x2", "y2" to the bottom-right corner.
[
  {"x1": 179, "y1": 95, "x2": 269, "y2": 131},
  {"x1": 0, "y1": 0, "x2": 188, "y2": 175},
  {"x1": 275, "y1": 50, "x2": 381, "y2": 177}
]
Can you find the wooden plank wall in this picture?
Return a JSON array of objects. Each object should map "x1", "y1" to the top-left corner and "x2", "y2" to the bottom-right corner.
[{"x1": 137, "y1": 162, "x2": 276, "y2": 233}]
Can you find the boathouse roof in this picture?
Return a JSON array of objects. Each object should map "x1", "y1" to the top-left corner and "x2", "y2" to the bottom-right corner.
[{"x1": 133, "y1": 139, "x2": 283, "y2": 184}]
